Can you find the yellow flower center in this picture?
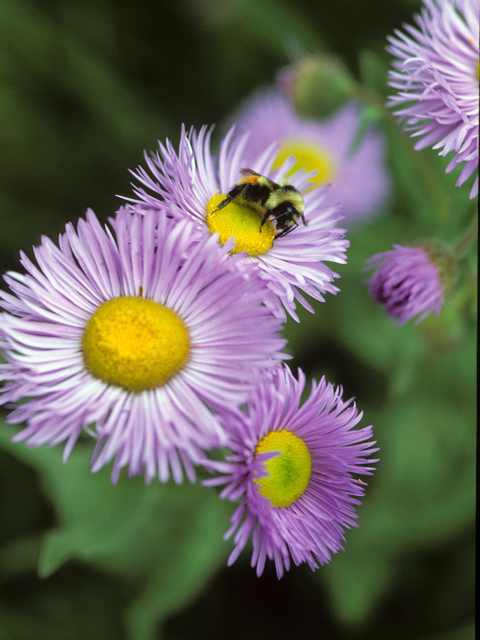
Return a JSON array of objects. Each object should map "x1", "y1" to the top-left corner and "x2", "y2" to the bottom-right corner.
[
  {"x1": 254, "y1": 429, "x2": 312, "y2": 508},
  {"x1": 82, "y1": 297, "x2": 190, "y2": 392},
  {"x1": 272, "y1": 138, "x2": 337, "y2": 191},
  {"x1": 206, "y1": 192, "x2": 275, "y2": 256}
]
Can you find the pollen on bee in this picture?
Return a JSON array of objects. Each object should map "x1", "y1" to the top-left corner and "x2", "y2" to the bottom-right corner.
[{"x1": 240, "y1": 175, "x2": 260, "y2": 185}]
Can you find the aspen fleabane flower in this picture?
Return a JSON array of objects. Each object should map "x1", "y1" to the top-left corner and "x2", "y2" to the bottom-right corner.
[
  {"x1": 387, "y1": 0, "x2": 479, "y2": 198},
  {"x1": 128, "y1": 125, "x2": 348, "y2": 322},
  {"x1": 203, "y1": 366, "x2": 378, "y2": 578},
  {"x1": 0, "y1": 207, "x2": 286, "y2": 483}
]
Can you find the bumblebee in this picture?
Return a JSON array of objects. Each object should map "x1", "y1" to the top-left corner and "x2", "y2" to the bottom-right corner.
[{"x1": 213, "y1": 169, "x2": 307, "y2": 238}]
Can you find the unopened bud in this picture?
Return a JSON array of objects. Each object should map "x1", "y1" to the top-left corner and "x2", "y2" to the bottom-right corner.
[
  {"x1": 279, "y1": 54, "x2": 357, "y2": 120},
  {"x1": 365, "y1": 241, "x2": 458, "y2": 326}
]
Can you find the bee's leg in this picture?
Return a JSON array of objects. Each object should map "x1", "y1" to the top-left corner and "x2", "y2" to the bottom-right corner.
[
  {"x1": 299, "y1": 210, "x2": 308, "y2": 226},
  {"x1": 275, "y1": 223, "x2": 297, "y2": 239},
  {"x1": 212, "y1": 195, "x2": 232, "y2": 212},
  {"x1": 212, "y1": 184, "x2": 247, "y2": 212},
  {"x1": 259, "y1": 210, "x2": 272, "y2": 231}
]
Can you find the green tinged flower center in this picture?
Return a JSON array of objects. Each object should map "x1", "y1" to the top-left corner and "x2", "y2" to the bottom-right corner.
[
  {"x1": 82, "y1": 297, "x2": 190, "y2": 391},
  {"x1": 254, "y1": 430, "x2": 312, "y2": 508},
  {"x1": 206, "y1": 192, "x2": 275, "y2": 256},
  {"x1": 272, "y1": 138, "x2": 337, "y2": 191}
]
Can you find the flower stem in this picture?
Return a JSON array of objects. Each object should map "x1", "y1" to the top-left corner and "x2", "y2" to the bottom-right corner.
[
  {"x1": 453, "y1": 215, "x2": 478, "y2": 256},
  {"x1": 352, "y1": 86, "x2": 452, "y2": 220}
]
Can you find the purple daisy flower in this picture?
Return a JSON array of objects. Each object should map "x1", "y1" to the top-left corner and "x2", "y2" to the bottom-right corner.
[
  {"x1": 203, "y1": 366, "x2": 378, "y2": 578},
  {"x1": 0, "y1": 207, "x2": 286, "y2": 483},
  {"x1": 387, "y1": 0, "x2": 479, "y2": 199},
  {"x1": 128, "y1": 125, "x2": 348, "y2": 322},
  {"x1": 230, "y1": 90, "x2": 391, "y2": 225},
  {"x1": 365, "y1": 244, "x2": 447, "y2": 325}
]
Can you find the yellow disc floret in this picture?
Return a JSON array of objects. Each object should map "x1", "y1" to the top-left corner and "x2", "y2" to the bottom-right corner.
[
  {"x1": 206, "y1": 192, "x2": 275, "y2": 256},
  {"x1": 254, "y1": 429, "x2": 312, "y2": 508},
  {"x1": 272, "y1": 139, "x2": 337, "y2": 191},
  {"x1": 82, "y1": 296, "x2": 190, "y2": 392}
]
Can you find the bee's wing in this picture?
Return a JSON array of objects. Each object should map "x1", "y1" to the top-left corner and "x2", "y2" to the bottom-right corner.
[
  {"x1": 240, "y1": 168, "x2": 260, "y2": 177},
  {"x1": 240, "y1": 168, "x2": 280, "y2": 189}
]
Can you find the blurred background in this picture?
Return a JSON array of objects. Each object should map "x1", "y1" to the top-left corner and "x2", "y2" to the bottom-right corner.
[{"x1": 0, "y1": 0, "x2": 476, "y2": 639}]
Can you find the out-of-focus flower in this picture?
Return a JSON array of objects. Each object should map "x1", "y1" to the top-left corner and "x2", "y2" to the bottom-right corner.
[
  {"x1": 0, "y1": 207, "x2": 286, "y2": 483},
  {"x1": 203, "y1": 366, "x2": 378, "y2": 578},
  {"x1": 365, "y1": 243, "x2": 455, "y2": 325},
  {"x1": 387, "y1": 0, "x2": 479, "y2": 199},
  {"x1": 128, "y1": 125, "x2": 348, "y2": 322},
  {"x1": 231, "y1": 90, "x2": 391, "y2": 225}
]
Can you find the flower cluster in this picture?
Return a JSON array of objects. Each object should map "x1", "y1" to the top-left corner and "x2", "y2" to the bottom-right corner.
[
  {"x1": 3, "y1": 0, "x2": 477, "y2": 570},
  {"x1": 8, "y1": 0, "x2": 476, "y2": 578},
  {"x1": 1, "y1": 0, "x2": 477, "y2": 591},
  {"x1": 0, "y1": 107, "x2": 382, "y2": 576}
]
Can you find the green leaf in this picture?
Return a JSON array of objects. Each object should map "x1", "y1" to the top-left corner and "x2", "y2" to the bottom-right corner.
[
  {"x1": 125, "y1": 492, "x2": 231, "y2": 640},
  {"x1": 0, "y1": 424, "x2": 231, "y2": 640},
  {"x1": 320, "y1": 553, "x2": 394, "y2": 626}
]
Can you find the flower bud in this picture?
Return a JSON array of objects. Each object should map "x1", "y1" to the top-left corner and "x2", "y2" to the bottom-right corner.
[
  {"x1": 365, "y1": 241, "x2": 457, "y2": 325},
  {"x1": 279, "y1": 54, "x2": 357, "y2": 120}
]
